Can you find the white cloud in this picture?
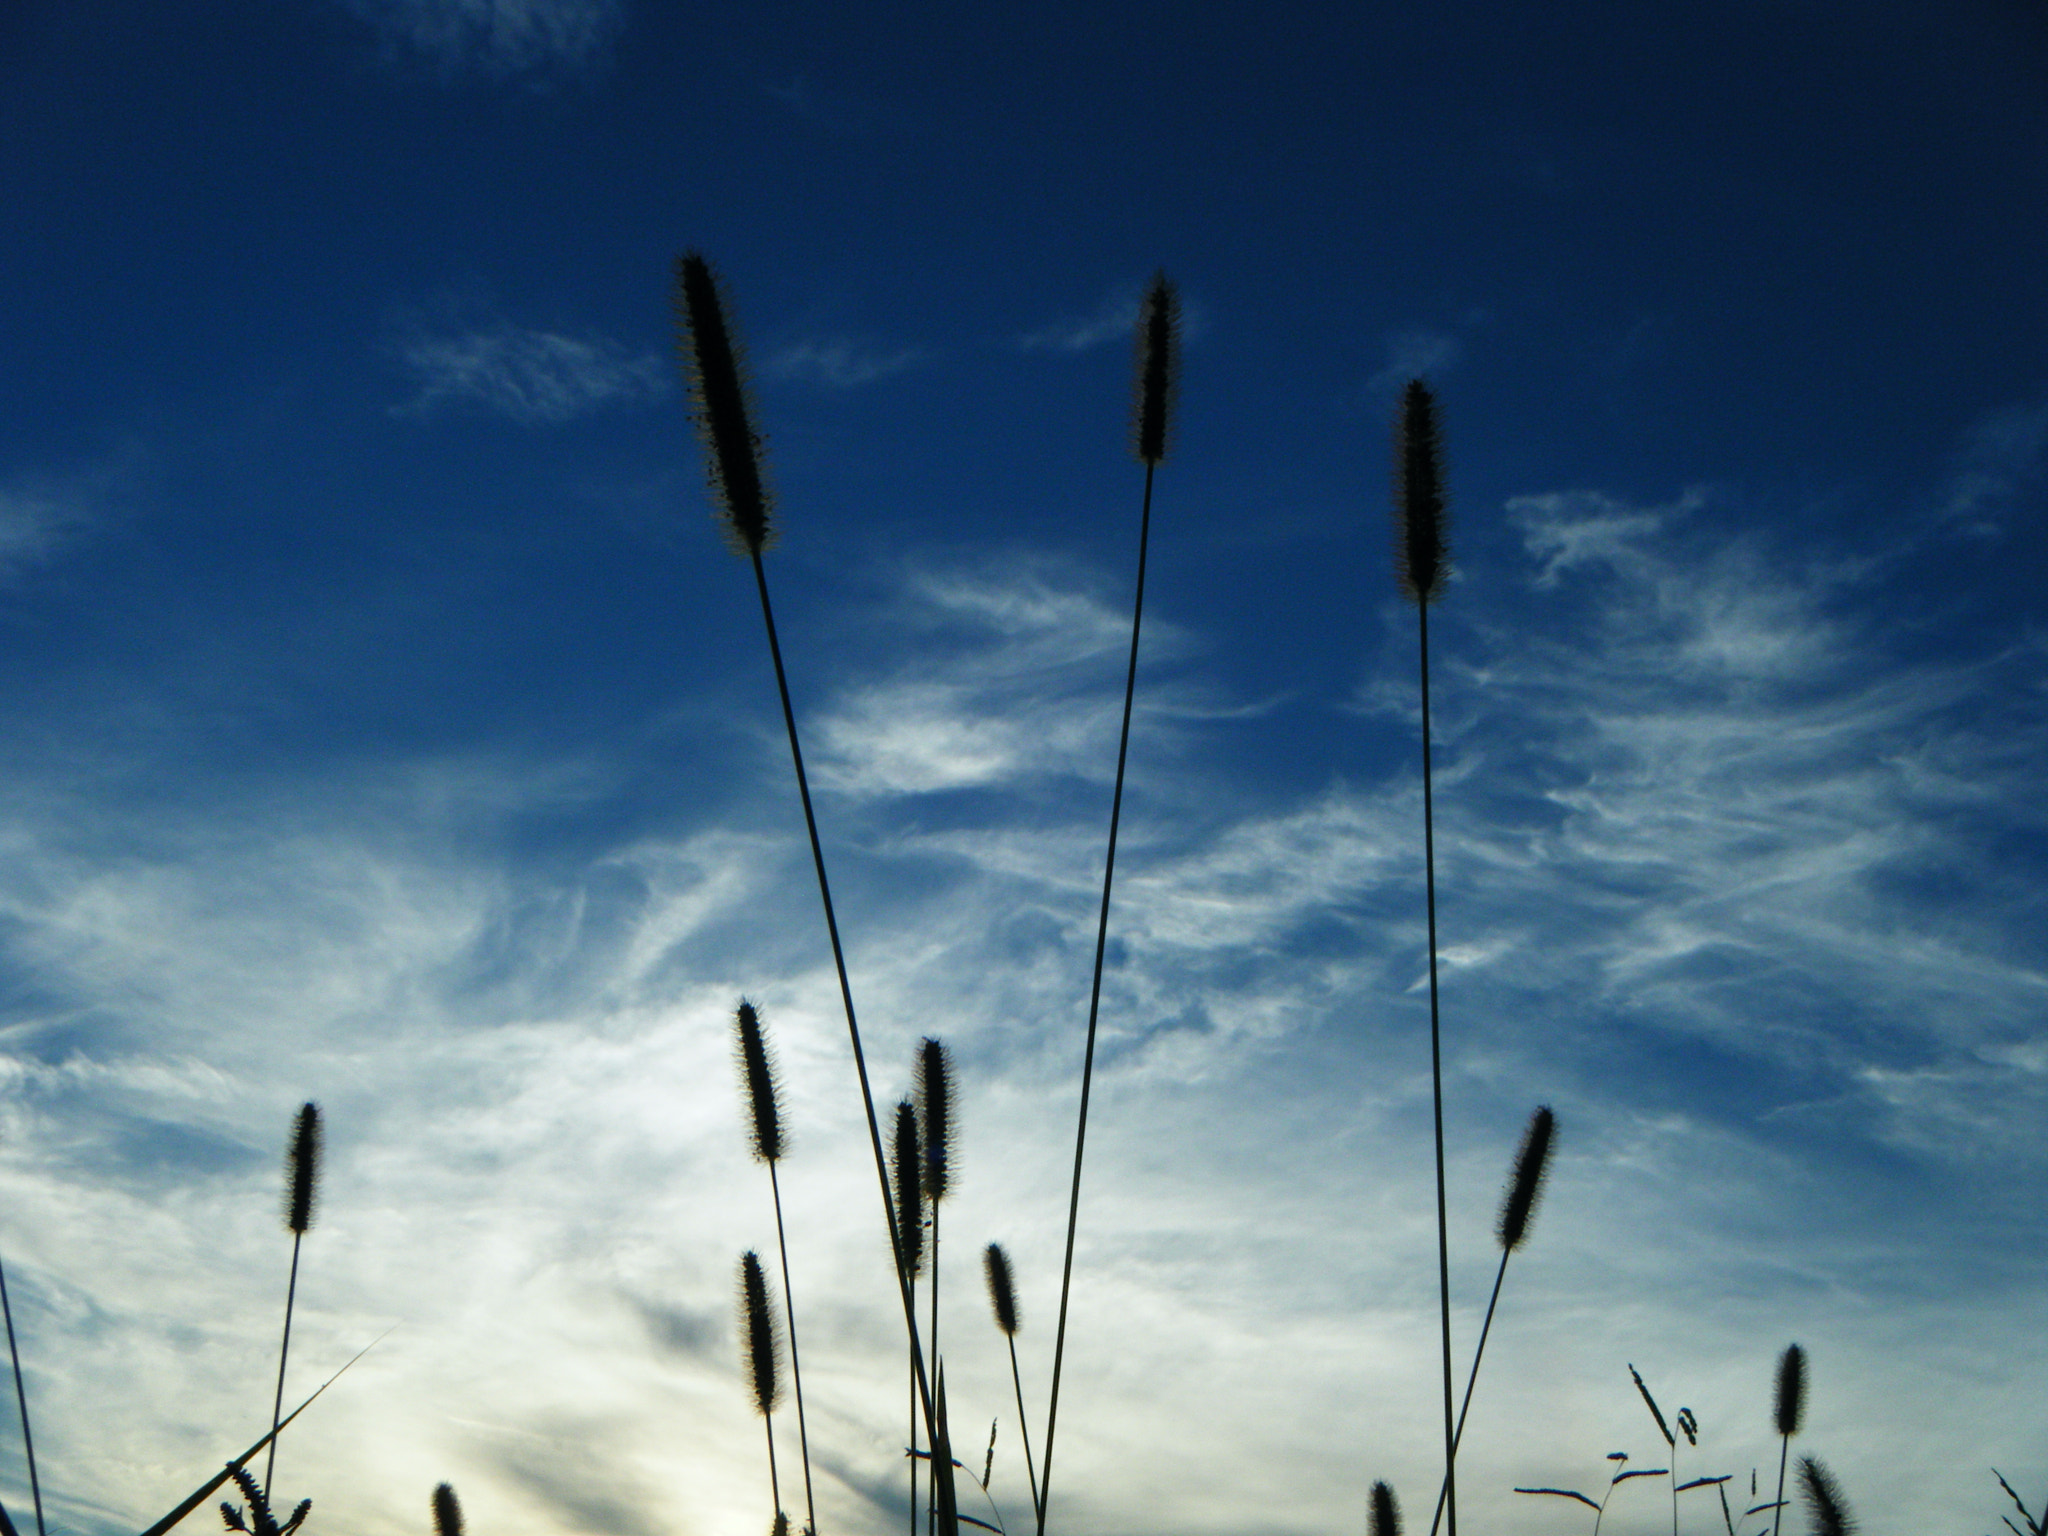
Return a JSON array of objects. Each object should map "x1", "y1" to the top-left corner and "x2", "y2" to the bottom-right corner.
[
  {"x1": 0, "y1": 457, "x2": 129, "y2": 581},
  {"x1": 1015, "y1": 291, "x2": 1142, "y2": 354},
  {"x1": 1368, "y1": 327, "x2": 1465, "y2": 397},
  {"x1": 396, "y1": 325, "x2": 669, "y2": 423},
  {"x1": 762, "y1": 339, "x2": 927, "y2": 389},
  {"x1": 342, "y1": 0, "x2": 626, "y2": 77},
  {"x1": 1936, "y1": 398, "x2": 2048, "y2": 536}
]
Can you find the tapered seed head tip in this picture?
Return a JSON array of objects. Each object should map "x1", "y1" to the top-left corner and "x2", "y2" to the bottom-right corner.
[
  {"x1": 1131, "y1": 271, "x2": 1181, "y2": 465},
  {"x1": 915, "y1": 1036, "x2": 956, "y2": 1202},
  {"x1": 732, "y1": 998, "x2": 784, "y2": 1164},
  {"x1": 1497, "y1": 1104, "x2": 1556, "y2": 1250},
  {"x1": 890, "y1": 1099, "x2": 925, "y2": 1277},
  {"x1": 672, "y1": 251, "x2": 774, "y2": 556},
  {"x1": 284, "y1": 1101, "x2": 322, "y2": 1234},
  {"x1": 432, "y1": 1485, "x2": 463, "y2": 1536},
  {"x1": 1775, "y1": 1343, "x2": 1807, "y2": 1437},
  {"x1": 983, "y1": 1241, "x2": 1019, "y2": 1336},
  {"x1": 1797, "y1": 1457, "x2": 1854, "y2": 1536},
  {"x1": 771, "y1": 1515, "x2": 789, "y2": 1536},
  {"x1": 737, "y1": 1250, "x2": 785, "y2": 1416},
  {"x1": 1369, "y1": 1481, "x2": 1401, "y2": 1536},
  {"x1": 1393, "y1": 379, "x2": 1449, "y2": 604}
]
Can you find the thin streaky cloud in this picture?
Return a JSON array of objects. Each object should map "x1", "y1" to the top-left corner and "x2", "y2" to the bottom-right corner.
[
  {"x1": 341, "y1": 0, "x2": 626, "y2": 77},
  {"x1": 1936, "y1": 397, "x2": 2048, "y2": 536},
  {"x1": 1015, "y1": 290, "x2": 1142, "y2": 353},
  {"x1": 761, "y1": 338, "x2": 928, "y2": 388},
  {"x1": 396, "y1": 325, "x2": 670, "y2": 423},
  {"x1": 1367, "y1": 327, "x2": 1464, "y2": 398}
]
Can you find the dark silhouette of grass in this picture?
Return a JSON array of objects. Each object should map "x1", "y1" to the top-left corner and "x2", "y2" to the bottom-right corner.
[
  {"x1": 1796, "y1": 1457, "x2": 1853, "y2": 1536},
  {"x1": 1371, "y1": 1481, "x2": 1403, "y2": 1536},
  {"x1": 220, "y1": 1461, "x2": 310, "y2": 1536},
  {"x1": 917, "y1": 1038, "x2": 957, "y2": 1536},
  {"x1": 982, "y1": 1243, "x2": 1039, "y2": 1524},
  {"x1": 265, "y1": 1103, "x2": 322, "y2": 1503},
  {"x1": 734, "y1": 999, "x2": 818, "y2": 1536},
  {"x1": 1040, "y1": 270, "x2": 1178, "y2": 1536},
  {"x1": 1994, "y1": 1470, "x2": 2046, "y2": 1536},
  {"x1": 1, "y1": 1245, "x2": 45, "y2": 1536},
  {"x1": 740, "y1": 1249, "x2": 788, "y2": 1523},
  {"x1": 1393, "y1": 377, "x2": 1458, "y2": 1536},
  {"x1": 894, "y1": 1098, "x2": 928, "y2": 1536},
  {"x1": 1520, "y1": 1451, "x2": 1669, "y2": 1536},
  {"x1": 1772, "y1": 1345, "x2": 1807, "y2": 1536},
  {"x1": 432, "y1": 1483, "x2": 463, "y2": 1536}
]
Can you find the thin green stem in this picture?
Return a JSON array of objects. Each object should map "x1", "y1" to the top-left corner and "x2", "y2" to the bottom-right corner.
[
  {"x1": 1040, "y1": 459, "x2": 1154, "y2": 1536},
  {"x1": 263, "y1": 1230, "x2": 303, "y2": 1501},
  {"x1": 1419, "y1": 601, "x2": 1458, "y2": 1536},
  {"x1": 768, "y1": 1163, "x2": 817, "y2": 1536},
  {"x1": 0, "y1": 1249, "x2": 45, "y2": 1536}
]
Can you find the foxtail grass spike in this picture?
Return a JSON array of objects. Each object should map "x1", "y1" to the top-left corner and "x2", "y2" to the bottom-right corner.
[
  {"x1": 285, "y1": 1103, "x2": 322, "y2": 1235},
  {"x1": 432, "y1": 1484, "x2": 463, "y2": 1536},
  {"x1": 1631, "y1": 1364, "x2": 1674, "y2": 1447},
  {"x1": 1797, "y1": 1458, "x2": 1854, "y2": 1536},
  {"x1": 983, "y1": 1244, "x2": 1018, "y2": 1337},
  {"x1": 1394, "y1": 380, "x2": 1448, "y2": 604},
  {"x1": 265, "y1": 1102, "x2": 322, "y2": 1501},
  {"x1": 1774, "y1": 1344, "x2": 1807, "y2": 1437},
  {"x1": 739, "y1": 1252, "x2": 786, "y2": 1418},
  {"x1": 673, "y1": 252, "x2": 773, "y2": 556},
  {"x1": 734, "y1": 999, "x2": 785, "y2": 1164},
  {"x1": 1130, "y1": 272, "x2": 1180, "y2": 465},
  {"x1": 772, "y1": 1516, "x2": 790, "y2": 1536},
  {"x1": 892, "y1": 1101, "x2": 926, "y2": 1278},
  {"x1": 915, "y1": 1038, "x2": 956, "y2": 1203},
  {"x1": 1497, "y1": 1105, "x2": 1555, "y2": 1250},
  {"x1": 1, "y1": 1247, "x2": 45, "y2": 1536},
  {"x1": 1371, "y1": 1482, "x2": 1402, "y2": 1536}
]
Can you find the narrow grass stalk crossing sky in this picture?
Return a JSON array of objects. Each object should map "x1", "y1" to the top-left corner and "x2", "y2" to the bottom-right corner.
[{"x1": 2, "y1": 5, "x2": 2045, "y2": 1536}]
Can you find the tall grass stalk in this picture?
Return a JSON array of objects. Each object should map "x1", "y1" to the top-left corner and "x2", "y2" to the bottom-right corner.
[
  {"x1": 917, "y1": 1035, "x2": 957, "y2": 1536},
  {"x1": 1040, "y1": 270, "x2": 1178, "y2": 1536},
  {"x1": 0, "y1": 1246, "x2": 43, "y2": 1536},
  {"x1": 264, "y1": 1102, "x2": 322, "y2": 1502},
  {"x1": 734, "y1": 1000, "x2": 818, "y2": 1536},
  {"x1": 982, "y1": 1243, "x2": 1039, "y2": 1523},
  {"x1": 1393, "y1": 377, "x2": 1457, "y2": 1536},
  {"x1": 1426, "y1": 1105, "x2": 1555, "y2": 1536},
  {"x1": 893, "y1": 1100, "x2": 927, "y2": 1536},
  {"x1": 1771, "y1": 1345, "x2": 1806, "y2": 1536},
  {"x1": 673, "y1": 254, "x2": 952, "y2": 1533},
  {"x1": 740, "y1": 1250, "x2": 788, "y2": 1521}
]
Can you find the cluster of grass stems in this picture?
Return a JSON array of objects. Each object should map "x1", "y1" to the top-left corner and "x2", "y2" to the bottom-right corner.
[{"x1": 0, "y1": 261, "x2": 2034, "y2": 1536}]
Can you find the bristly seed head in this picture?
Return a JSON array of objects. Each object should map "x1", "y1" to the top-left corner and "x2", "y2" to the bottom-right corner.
[
  {"x1": 891, "y1": 1098, "x2": 925, "y2": 1278},
  {"x1": 1369, "y1": 1480, "x2": 1402, "y2": 1536},
  {"x1": 433, "y1": 1484, "x2": 464, "y2": 1536},
  {"x1": 1630, "y1": 1363, "x2": 1674, "y2": 1447},
  {"x1": 673, "y1": 252, "x2": 774, "y2": 557},
  {"x1": 983, "y1": 1242, "x2": 1019, "y2": 1337},
  {"x1": 733, "y1": 998, "x2": 784, "y2": 1164},
  {"x1": 284, "y1": 1102, "x2": 322, "y2": 1235},
  {"x1": 1497, "y1": 1105, "x2": 1556, "y2": 1251},
  {"x1": 738, "y1": 1250, "x2": 785, "y2": 1418},
  {"x1": 1797, "y1": 1456, "x2": 1855, "y2": 1536},
  {"x1": 1131, "y1": 272, "x2": 1181, "y2": 465},
  {"x1": 1775, "y1": 1343, "x2": 1807, "y2": 1437},
  {"x1": 1393, "y1": 379, "x2": 1449, "y2": 604},
  {"x1": 915, "y1": 1036, "x2": 956, "y2": 1203}
]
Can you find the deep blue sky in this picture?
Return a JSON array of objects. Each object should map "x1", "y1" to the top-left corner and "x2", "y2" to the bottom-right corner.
[{"x1": 2, "y1": 5, "x2": 2045, "y2": 1536}]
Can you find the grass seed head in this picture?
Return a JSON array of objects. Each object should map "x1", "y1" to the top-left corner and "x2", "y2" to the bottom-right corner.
[
  {"x1": 1393, "y1": 379, "x2": 1449, "y2": 604},
  {"x1": 1497, "y1": 1104, "x2": 1556, "y2": 1251},
  {"x1": 733, "y1": 998, "x2": 784, "y2": 1164},
  {"x1": 983, "y1": 1242, "x2": 1019, "y2": 1336},
  {"x1": 1798, "y1": 1457, "x2": 1854, "y2": 1536},
  {"x1": 673, "y1": 252, "x2": 774, "y2": 556},
  {"x1": 915, "y1": 1037, "x2": 957, "y2": 1202},
  {"x1": 891, "y1": 1099, "x2": 925, "y2": 1278},
  {"x1": 738, "y1": 1250, "x2": 785, "y2": 1417},
  {"x1": 284, "y1": 1102, "x2": 322, "y2": 1235},
  {"x1": 1370, "y1": 1481, "x2": 1401, "y2": 1536},
  {"x1": 1630, "y1": 1363, "x2": 1674, "y2": 1446},
  {"x1": 1775, "y1": 1343, "x2": 1807, "y2": 1438},
  {"x1": 1131, "y1": 271, "x2": 1181, "y2": 465},
  {"x1": 432, "y1": 1485, "x2": 463, "y2": 1536}
]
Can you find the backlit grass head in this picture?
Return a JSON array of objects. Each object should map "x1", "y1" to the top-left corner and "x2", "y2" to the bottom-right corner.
[
  {"x1": 672, "y1": 252, "x2": 773, "y2": 557},
  {"x1": 983, "y1": 1242, "x2": 1019, "y2": 1337},
  {"x1": 1775, "y1": 1344, "x2": 1807, "y2": 1438},
  {"x1": 284, "y1": 1102, "x2": 322, "y2": 1236},
  {"x1": 1393, "y1": 380, "x2": 1448, "y2": 604},
  {"x1": 738, "y1": 1250, "x2": 786, "y2": 1418},
  {"x1": 915, "y1": 1037, "x2": 957, "y2": 1203},
  {"x1": 1131, "y1": 272, "x2": 1181, "y2": 466},
  {"x1": 891, "y1": 1099, "x2": 925, "y2": 1278},
  {"x1": 1497, "y1": 1105, "x2": 1555, "y2": 1251},
  {"x1": 431, "y1": 1485, "x2": 462, "y2": 1536},
  {"x1": 1369, "y1": 1480, "x2": 1401, "y2": 1536},
  {"x1": 1797, "y1": 1457, "x2": 1854, "y2": 1536},
  {"x1": 733, "y1": 998, "x2": 784, "y2": 1165}
]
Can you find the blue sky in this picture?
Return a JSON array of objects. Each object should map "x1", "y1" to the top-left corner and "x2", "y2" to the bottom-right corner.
[{"x1": 3, "y1": 4, "x2": 2046, "y2": 1536}]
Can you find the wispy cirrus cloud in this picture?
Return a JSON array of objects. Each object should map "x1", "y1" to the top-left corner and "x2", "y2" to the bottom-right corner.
[
  {"x1": 0, "y1": 455, "x2": 132, "y2": 582},
  {"x1": 1935, "y1": 398, "x2": 2048, "y2": 537},
  {"x1": 396, "y1": 324, "x2": 669, "y2": 423},
  {"x1": 342, "y1": 0, "x2": 627, "y2": 78},
  {"x1": 761, "y1": 338, "x2": 927, "y2": 388}
]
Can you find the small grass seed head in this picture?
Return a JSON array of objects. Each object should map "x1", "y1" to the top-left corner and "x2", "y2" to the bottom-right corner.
[
  {"x1": 1775, "y1": 1344, "x2": 1807, "y2": 1438},
  {"x1": 672, "y1": 252, "x2": 774, "y2": 557},
  {"x1": 1131, "y1": 272, "x2": 1181, "y2": 465},
  {"x1": 983, "y1": 1242, "x2": 1019, "y2": 1336},
  {"x1": 1630, "y1": 1364, "x2": 1674, "y2": 1447},
  {"x1": 1798, "y1": 1457, "x2": 1855, "y2": 1536},
  {"x1": 1497, "y1": 1105, "x2": 1555, "y2": 1251},
  {"x1": 1369, "y1": 1481, "x2": 1401, "y2": 1536},
  {"x1": 891, "y1": 1099, "x2": 925, "y2": 1278},
  {"x1": 433, "y1": 1485, "x2": 463, "y2": 1536},
  {"x1": 1393, "y1": 379, "x2": 1449, "y2": 604},
  {"x1": 915, "y1": 1037, "x2": 957, "y2": 1202},
  {"x1": 284, "y1": 1102, "x2": 322, "y2": 1235},
  {"x1": 738, "y1": 1250, "x2": 786, "y2": 1417},
  {"x1": 733, "y1": 998, "x2": 784, "y2": 1164}
]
